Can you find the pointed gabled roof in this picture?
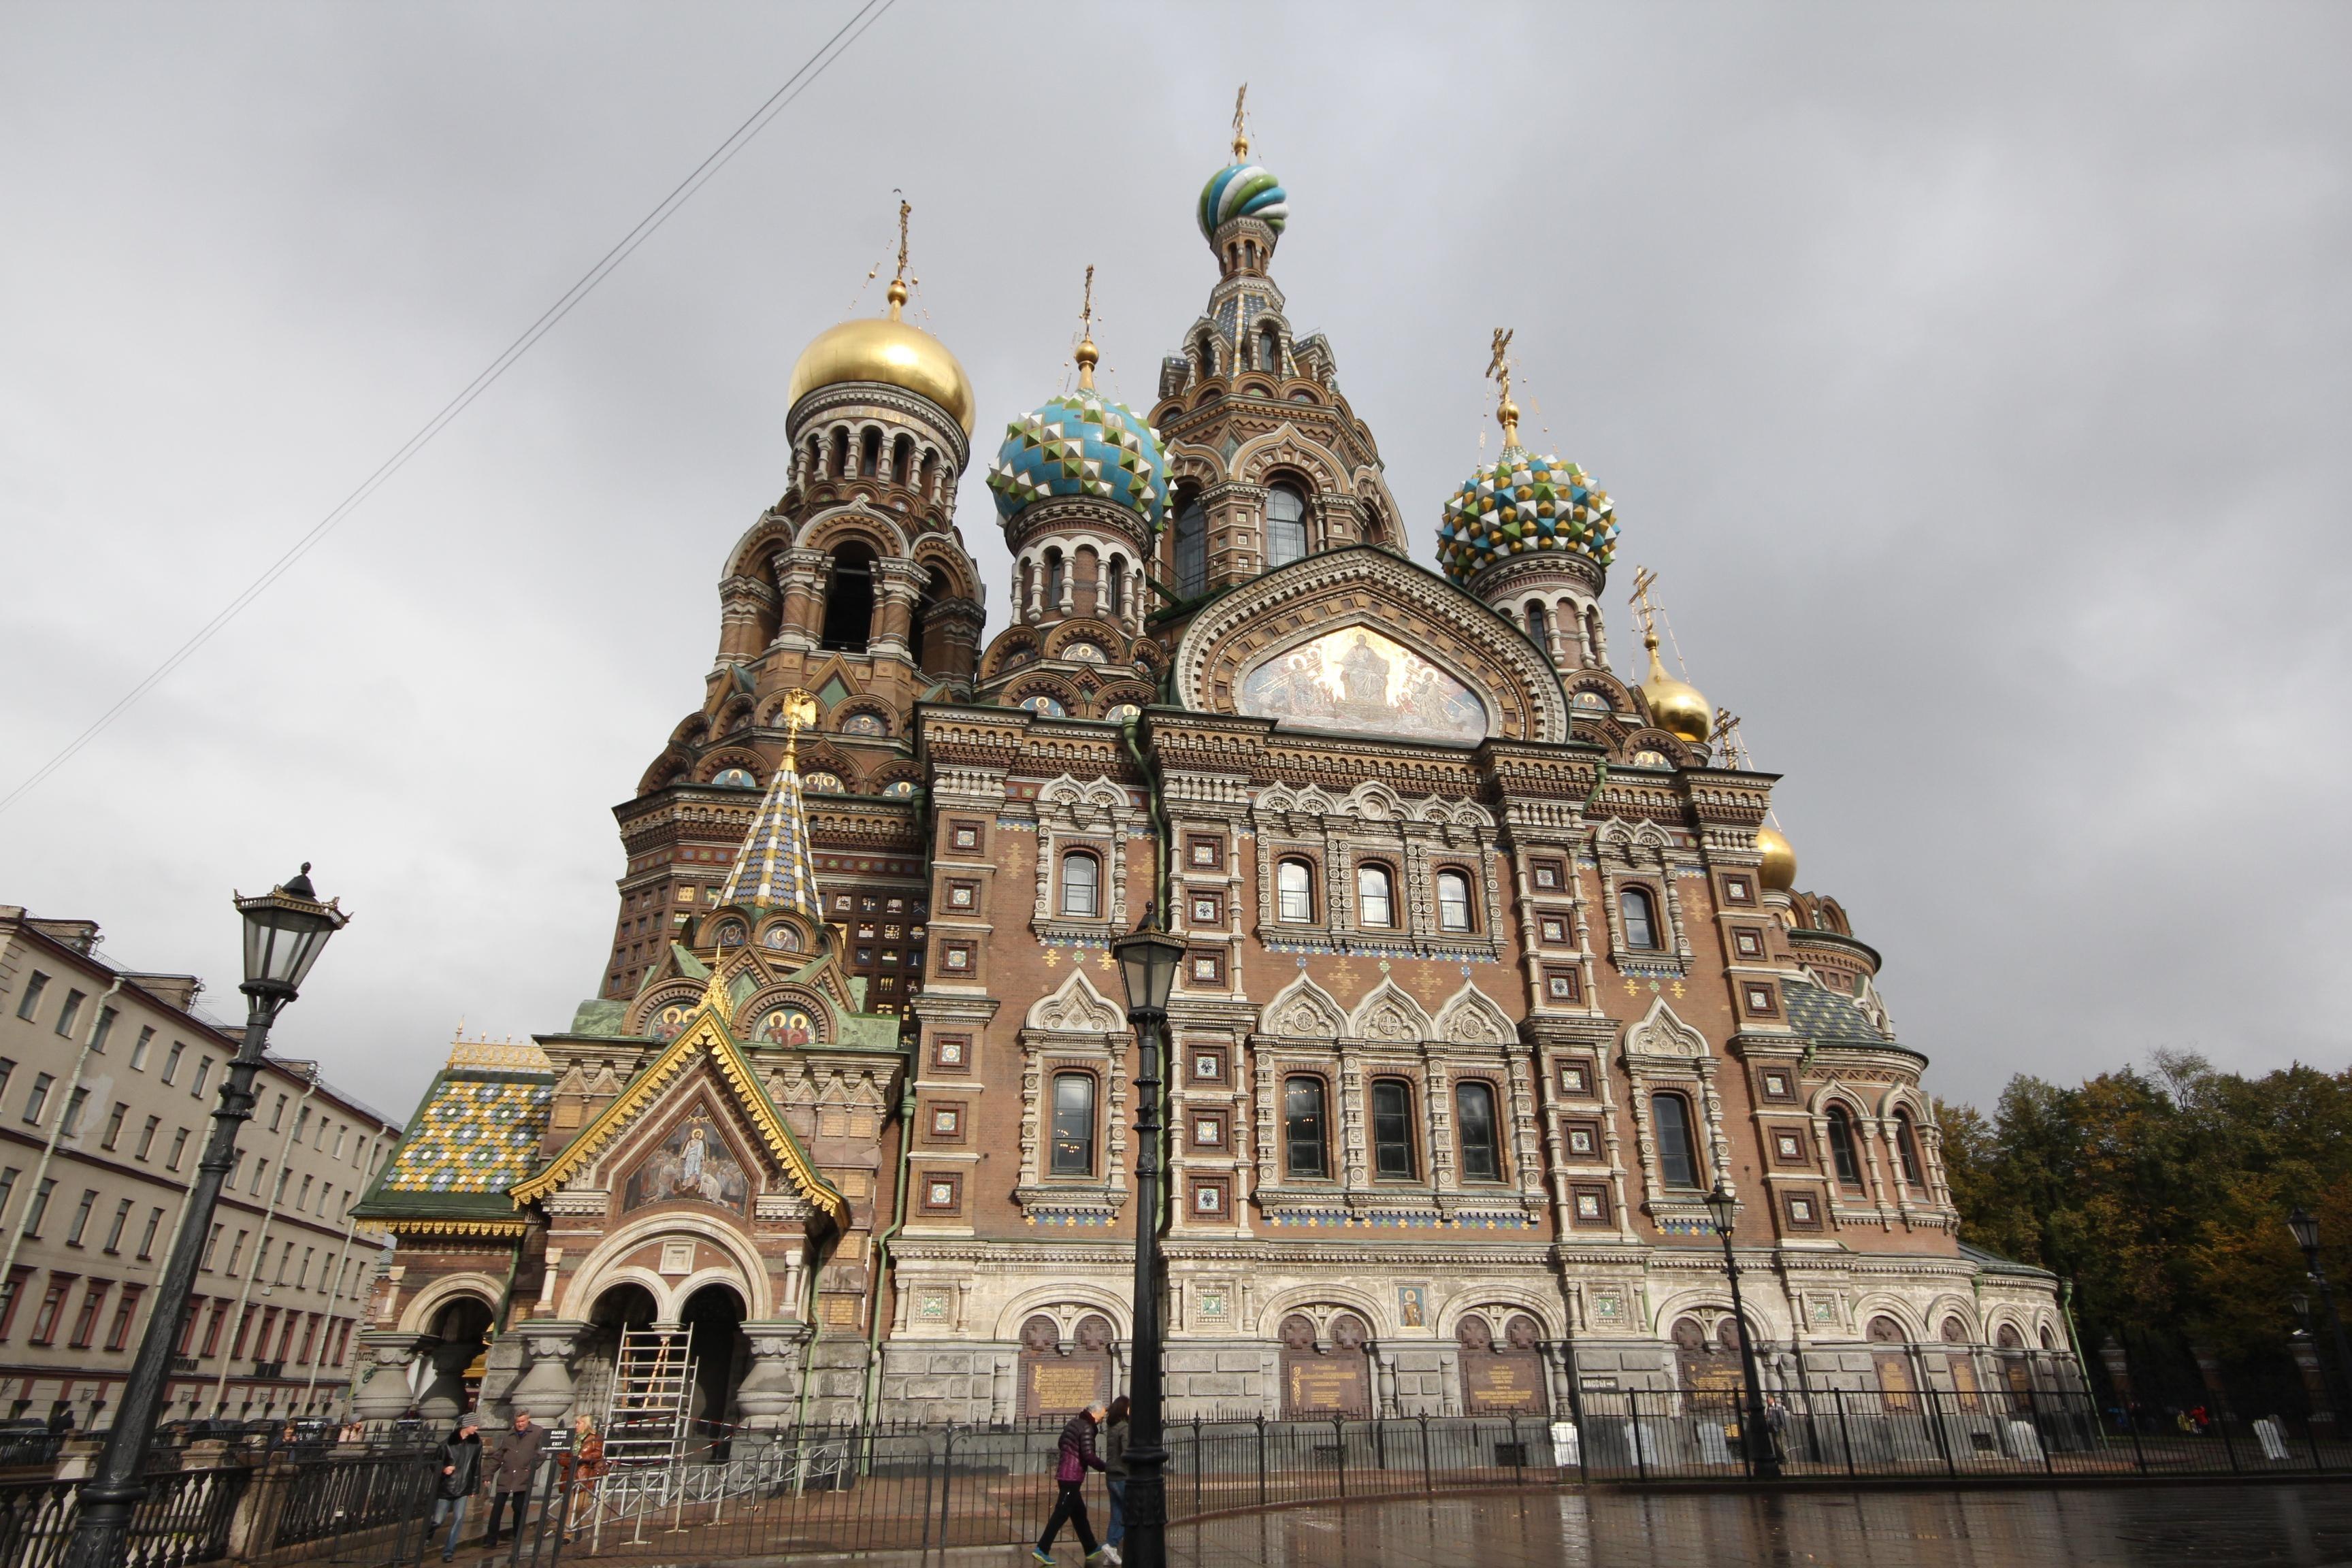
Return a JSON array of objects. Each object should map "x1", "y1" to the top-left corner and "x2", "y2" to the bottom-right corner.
[
  {"x1": 715, "y1": 702, "x2": 826, "y2": 928},
  {"x1": 510, "y1": 965, "x2": 846, "y2": 1226}
]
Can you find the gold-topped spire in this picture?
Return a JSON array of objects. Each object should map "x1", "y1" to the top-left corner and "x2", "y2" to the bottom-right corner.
[
  {"x1": 885, "y1": 196, "x2": 912, "y2": 318},
  {"x1": 1232, "y1": 83, "x2": 1252, "y2": 159},
  {"x1": 1075, "y1": 264, "x2": 1098, "y2": 390},
  {"x1": 776, "y1": 687, "x2": 817, "y2": 767},
  {"x1": 1628, "y1": 566, "x2": 1712, "y2": 745},
  {"x1": 1487, "y1": 327, "x2": 1520, "y2": 448}
]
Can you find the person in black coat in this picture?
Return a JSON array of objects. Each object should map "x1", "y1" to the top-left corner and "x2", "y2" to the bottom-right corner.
[{"x1": 430, "y1": 1416, "x2": 483, "y2": 1563}]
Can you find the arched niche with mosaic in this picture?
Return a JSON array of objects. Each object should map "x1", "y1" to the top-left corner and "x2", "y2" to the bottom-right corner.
[
  {"x1": 634, "y1": 983, "x2": 711, "y2": 1043},
  {"x1": 619, "y1": 1100, "x2": 754, "y2": 1218},
  {"x1": 738, "y1": 985, "x2": 832, "y2": 1049}
]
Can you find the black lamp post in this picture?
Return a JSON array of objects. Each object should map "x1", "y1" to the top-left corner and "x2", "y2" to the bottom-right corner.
[
  {"x1": 2289, "y1": 1207, "x2": 2352, "y2": 1418},
  {"x1": 62, "y1": 867, "x2": 346, "y2": 1568},
  {"x1": 1703, "y1": 1181, "x2": 1780, "y2": 1480},
  {"x1": 1109, "y1": 921, "x2": 1183, "y2": 1568}
]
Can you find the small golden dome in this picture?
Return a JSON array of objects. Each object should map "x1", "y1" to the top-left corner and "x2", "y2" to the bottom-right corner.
[
  {"x1": 1637, "y1": 634, "x2": 1712, "y2": 745},
  {"x1": 785, "y1": 281, "x2": 975, "y2": 437},
  {"x1": 1757, "y1": 826, "x2": 1797, "y2": 892}
]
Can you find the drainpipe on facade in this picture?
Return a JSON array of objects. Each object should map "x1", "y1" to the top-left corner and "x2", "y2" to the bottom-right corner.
[
  {"x1": 0, "y1": 975, "x2": 122, "y2": 1351},
  {"x1": 858, "y1": 1085, "x2": 917, "y2": 1427},
  {"x1": 301, "y1": 1207, "x2": 364, "y2": 1415},
  {"x1": 1123, "y1": 713, "x2": 1171, "y2": 922},
  {"x1": 206, "y1": 1073, "x2": 317, "y2": 1416},
  {"x1": 789, "y1": 1232, "x2": 832, "y2": 1433}
]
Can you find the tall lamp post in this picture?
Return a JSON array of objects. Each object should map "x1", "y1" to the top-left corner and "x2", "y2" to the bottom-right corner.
[
  {"x1": 1109, "y1": 922, "x2": 1183, "y2": 1568},
  {"x1": 62, "y1": 867, "x2": 347, "y2": 1568},
  {"x1": 2289, "y1": 1207, "x2": 2352, "y2": 1420},
  {"x1": 1703, "y1": 1181, "x2": 1781, "y2": 1480}
]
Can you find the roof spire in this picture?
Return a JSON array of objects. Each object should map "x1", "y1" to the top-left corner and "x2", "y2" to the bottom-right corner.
[
  {"x1": 1232, "y1": 82, "x2": 1251, "y2": 159},
  {"x1": 887, "y1": 193, "x2": 912, "y2": 321},
  {"x1": 1075, "y1": 264, "x2": 1098, "y2": 391},
  {"x1": 1487, "y1": 326, "x2": 1520, "y2": 450},
  {"x1": 715, "y1": 689, "x2": 825, "y2": 928}
]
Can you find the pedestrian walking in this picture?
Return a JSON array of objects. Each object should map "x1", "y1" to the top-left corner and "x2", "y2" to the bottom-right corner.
[
  {"x1": 1100, "y1": 1394, "x2": 1131, "y2": 1565},
  {"x1": 560, "y1": 1414, "x2": 607, "y2": 1542},
  {"x1": 429, "y1": 1416, "x2": 483, "y2": 1563},
  {"x1": 1031, "y1": 1400, "x2": 1109, "y2": 1563},
  {"x1": 480, "y1": 1409, "x2": 549, "y2": 1549}
]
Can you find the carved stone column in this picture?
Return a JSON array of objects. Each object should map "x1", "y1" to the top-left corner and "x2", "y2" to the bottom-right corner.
[
  {"x1": 416, "y1": 1337, "x2": 476, "y2": 1423},
  {"x1": 509, "y1": 1320, "x2": 591, "y2": 1424},
  {"x1": 352, "y1": 1331, "x2": 428, "y2": 1423},
  {"x1": 870, "y1": 558, "x2": 928, "y2": 662},
  {"x1": 736, "y1": 1321, "x2": 814, "y2": 1445}
]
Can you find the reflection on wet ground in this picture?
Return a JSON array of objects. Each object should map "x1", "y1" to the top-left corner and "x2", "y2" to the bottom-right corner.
[{"x1": 1161, "y1": 1483, "x2": 2352, "y2": 1567}]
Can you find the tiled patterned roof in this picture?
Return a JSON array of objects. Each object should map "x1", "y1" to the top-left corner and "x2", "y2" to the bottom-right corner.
[
  {"x1": 374, "y1": 1074, "x2": 551, "y2": 1195},
  {"x1": 1437, "y1": 446, "x2": 1617, "y2": 586},
  {"x1": 1782, "y1": 979, "x2": 1891, "y2": 1046},
  {"x1": 715, "y1": 760, "x2": 826, "y2": 926},
  {"x1": 987, "y1": 393, "x2": 1169, "y2": 527}
]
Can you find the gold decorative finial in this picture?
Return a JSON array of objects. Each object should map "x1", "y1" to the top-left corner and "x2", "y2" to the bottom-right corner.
[
  {"x1": 1232, "y1": 83, "x2": 1251, "y2": 159},
  {"x1": 1710, "y1": 708, "x2": 1751, "y2": 769},
  {"x1": 886, "y1": 195, "x2": 912, "y2": 319},
  {"x1": 1487, "y1": 327, "x2": 1520, "y2": 448},
  {"x1": 777, "y1": 687, "x2": 817, "y2": 766},
  {"x1": 1075, "y1": 264, "x2": 1098, "y2": 390},
  {"x1": 699, "y1": 955, "x2": 732, "y2": 1017},
  {"x1": 1629, "y1": 564, "x2": 1661, "y2": 642}
]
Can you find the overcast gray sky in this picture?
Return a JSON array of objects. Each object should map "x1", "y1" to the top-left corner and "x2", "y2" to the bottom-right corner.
[{"x1": 3, "y1": 3, "x2": 2346, "y2": 1126}]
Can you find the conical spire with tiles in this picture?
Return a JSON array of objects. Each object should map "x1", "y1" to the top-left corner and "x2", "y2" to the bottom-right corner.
[{"x1": 715, "y1": 690, "x2": 825, "y2": 928}]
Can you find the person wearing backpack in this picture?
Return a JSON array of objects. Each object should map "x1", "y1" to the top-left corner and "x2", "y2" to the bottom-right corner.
[
  {"x1": 429, "y1": 1415, "x2": 483, "y2": 1563},
  {"x1": 1030, "y1": 1400, "x2": 1109, "y2": 1564}
]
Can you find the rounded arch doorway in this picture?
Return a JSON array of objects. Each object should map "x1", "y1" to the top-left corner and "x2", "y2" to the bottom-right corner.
[{"x1": 679, "y1": 1282, "x2": 749, "y2": 1458}]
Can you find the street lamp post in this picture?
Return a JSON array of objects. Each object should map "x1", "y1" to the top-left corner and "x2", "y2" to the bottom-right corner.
[
  {"x1": 1109, "y1": 922, "x2": 1183, "y2": 1568},
  {"x1": 2289, "y1": 1207, "x2": 2352, "y2": 1421},
  {"x1": 61, "y1": 867, "x2": 347, "y2": 1568},
  {"x1": 1703, "y1": 1181, "x2": 1781, "y2": 1480}
]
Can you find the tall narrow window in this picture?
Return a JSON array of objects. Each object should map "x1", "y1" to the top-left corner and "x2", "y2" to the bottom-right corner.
[
  {"x1": 1044, "y1": 548, "x2": 1065, "y2": 607},
  {"x1": 1525, "y1": 601, "x2": 1550, "y2": 649},
  {"x1": 1894, "y1": 1111, "x2": 1926, "y2": 1188},
  {"x1": 1173, "y1": 500, "x2": 1207, "y2": 598},
  {"x1": 820, "y1": 542, "x2": 877, "y2": 652},
  {"x1": 1060, "y1": 851, "x2": 1100, "y2": 918},
  {"x1": 1276, "y1": 859, "x2": 1314, "y2": 924},
  {"x1": 1620, "y1": 886, "x2": 1661, "y2": 949},
  {"x1": 1825, "y1": 1105, "x2": 1863, "y2": 1188},
  {"x1": 1651, "y1": 1092, "x2": 1700, "y2": 1189},
  {"x1": 1049, "y1": 1073, "x2": 1095, "y2": 1176},
  {"x1": 1370, "y1": 1079, "x2": 1416, "y2": 1180},
  {"x1": 1265, "y1": 485, "x2": 1307, "y2": 568},
  {"x1": 1456, "y1": 1082, "x2": 1502, "y2": 1181},
  {"x1": 1356, "y1": 865, "x2": 1394, "y2": 928},
  {"x1": 1437, "y1": 870, "x2": 1473, "y2": 933},
  {"x1": 1284, "y1": 1077, "x2": 1329, "y2": 1179},
  {"x1": 1258, "y1": 323, "x2": 1281, "y2": 376}
]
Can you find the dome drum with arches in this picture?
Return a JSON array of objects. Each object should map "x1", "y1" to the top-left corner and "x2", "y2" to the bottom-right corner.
[
  {"x1": 987, "y1": 393, "x2": 1169, "y2": 528},
  {"x1": 1198, "y1": 162, "x2": 1289, "y2": 242},
  {"x1": 1437, "y1": 449, "x2": 1618, "y2": 587}
]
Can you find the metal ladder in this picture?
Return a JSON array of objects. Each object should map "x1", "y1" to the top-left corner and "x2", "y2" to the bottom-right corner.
[{"x1": 601, "y1": 1328, "x2": 696, "y2": 1472}]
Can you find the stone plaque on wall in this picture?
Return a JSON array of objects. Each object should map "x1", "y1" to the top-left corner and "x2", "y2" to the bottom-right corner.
[
  {"x1": 1278, "y1": 1311, "x2": 1371, "y2": 1417},
  {"x1": 1017, "y1": 1313, "x2": 1114, "y2": 1418},
  {"x1": 1457, "y1": 1312, "x2": 1550, "y2": 1416}
]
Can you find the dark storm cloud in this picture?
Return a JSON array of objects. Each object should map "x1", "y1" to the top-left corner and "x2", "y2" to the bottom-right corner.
[{"x1": 2, "y1": 3, "x2": 2345, "y2": 1121}]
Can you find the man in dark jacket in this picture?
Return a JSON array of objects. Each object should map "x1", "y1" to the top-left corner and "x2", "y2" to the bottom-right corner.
[
  {"x1": 1031, "y1": 1401, "x2": 1108, "y2": 1563},
  {"x1": 480, "y1": 1409, "x2": 549, "y2": 1549},
  {"x1": 430, "y1": 1416, "x2": 482, "y2": 1563}
]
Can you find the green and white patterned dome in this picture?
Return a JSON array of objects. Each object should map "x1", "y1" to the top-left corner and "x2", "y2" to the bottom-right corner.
[
  {"x1": 987, "y1": 387, "x2": 1169, "y2": 528},
  {"x1": 1436, "y1": 446, "x2": 1618, "y2": 586},
  {"x1": 1197, "y1": 160, "x2": 1289, "y2": 242}
]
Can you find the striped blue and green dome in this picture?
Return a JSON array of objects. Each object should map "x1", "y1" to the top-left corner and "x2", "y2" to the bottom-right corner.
[
  {"x1": 1197, "y1": 161, "x2": 1289, "y2": 241},
  {"x1": 987, "y1": 391, "x2": 1170, "y2": 528},
  {"x1": 1436, "y1": 448, "x2": 1618, "y2": 587}
]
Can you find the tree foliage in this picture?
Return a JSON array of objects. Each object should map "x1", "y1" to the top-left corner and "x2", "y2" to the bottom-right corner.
[{"x1": 1936, "y1": 1051, "x2": 2352, "y2": 1389}]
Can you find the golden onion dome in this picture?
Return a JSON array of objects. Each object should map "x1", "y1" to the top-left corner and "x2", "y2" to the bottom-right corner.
[
  {"x1": 785, "y1": 278, "x2": 975, "y2": 437},
  {"x1": 1757, "y1": 826, "x2": 1797, "y2": 892},
  {"x1": 1637, "y1": 633, "x2": 1712, "y2": 745}
]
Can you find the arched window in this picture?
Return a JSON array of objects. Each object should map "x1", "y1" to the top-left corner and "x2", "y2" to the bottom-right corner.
[
  {"x1": 891, "y1": 434, "x2": 912, "y2": 485},
  {"x1": 1825, "y1": 1105, "x2": 1863, "y2": 1188},
  {"x1": 912, "y1": 564, "x2": 948, "y2": 673},
  {"x1": 1276, "y1": 859, "x2": 1314, "y2": 923},
  {"x1": 1044, "y1": 548, "x2": 1065, "y2": 607},
  {"x1": 1524, "y1": 601, "x2": 1550, "y2": 649},
  {"x1": 1456, "y1": 1081, "x2": 1502, "y2": 1182},
  {"x1": 1049, "y1": 1073, "x2": 1095, "y2": 1176},
  {"x1": 1284, "y1": 1076, "x2": 1328, "y2": 1179},
  {"x1": 859, "y1": 427, "x2": 881, "y2": 478},
  {"x1": 1060, "y1": 851, "x2": 1100, "y2": 917},
  {"x1": 1107, "y1": 555, "x2": 1127, "y2": 619},
  {"x1": 820, "y1": 542, "x2": 876, "y2": 652},
  {"x1": 1436, "y1": 870, "x2": 1473, "y2": 933},
  {"x1": 1258, "y1": 323, "x2": 1281, "y2": 376},
  {"x1": 1264, "y1": 485, "x2": 1307, "y2": 569},
  {"x1": 1356, "y1": 864, "x2": 1394, "y2": 928},
  {"x1": 828, "y1": 426, "x2": 849, "y2": 478},
  {"x1": 1894, "y1": 1110, "x2": 1926, "y2": 1188},
  {"x1": 1651, "y1": 1092, "x2": 1700, "y2": 1189},
  {"x1": 1173, "y1": 500, "x2": 1207, "y2": 598},
  {"x1": 1193, "y1": 329, "x2": 1217, "y2": 379},
  {"x1": 1370, "y1": 1079, "x2": 1416, "y2": 1180},
  {"x1": 1619, "y1": 885, "x2": 1661, "y2": 949}
]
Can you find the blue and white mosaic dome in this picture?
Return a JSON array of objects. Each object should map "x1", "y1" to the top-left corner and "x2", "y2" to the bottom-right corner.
[
  {"x1": 1437, "y1": 448, "x2": 1618, "y2": 587},
  {"x1": 1197, "y1": 161, "x2": 1289, "y2": 241},
  {"x1": 987, "y1": 392, "x2": 1170, "y2": 528}
]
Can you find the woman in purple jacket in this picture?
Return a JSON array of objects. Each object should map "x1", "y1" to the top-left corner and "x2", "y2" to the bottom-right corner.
[{"x1": 1031, "y1": 1401, "x2": 1109, "y2": 1563}]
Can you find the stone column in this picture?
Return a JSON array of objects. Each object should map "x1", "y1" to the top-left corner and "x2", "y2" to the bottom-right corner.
[
  {"x1": 416, "y1": 1337, "x2": 476, "y2": 1424},
  {"x1": 352, "y1": 1331, "x2": 429, "y2": 1424},
  {"x1": 772, "y1": 549, "x2": 827, "y2": 651},
  {"x1": 509, "y1": 1320, "x2": 591, "y2": 1425},
  {"x1": 736, "y1": 1321, "x2": 814, "y2": 1446},
  {"x1": 870, "y1": 559, "x2": 927, "y2": 662}
]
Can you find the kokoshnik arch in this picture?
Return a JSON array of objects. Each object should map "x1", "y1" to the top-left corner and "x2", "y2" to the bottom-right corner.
[{"x1": 350, "y1": 116, "x2": 2075, "y2": 1435}]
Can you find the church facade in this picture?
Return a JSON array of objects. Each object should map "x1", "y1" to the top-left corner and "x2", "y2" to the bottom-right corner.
[{"x1": 352, "y1": 129, "x2": 2074, "y2": 1436}]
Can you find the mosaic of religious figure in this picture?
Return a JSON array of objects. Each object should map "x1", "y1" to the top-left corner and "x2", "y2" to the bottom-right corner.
[
  {"x1": 622, "y1": 1109, "x2": 750, "y2": 1215},
  {"x1": 757, "y1": 1006, "x2": 816, "y2": 1047},
  {"x1": 1238, "y1": 627, "x2": 1488, "y2": 744}
]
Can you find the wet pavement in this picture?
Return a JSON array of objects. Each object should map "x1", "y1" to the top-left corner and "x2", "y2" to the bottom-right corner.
[{"x1": 1158, "y1": 1484, "x2": 2352, "y2": 1567}]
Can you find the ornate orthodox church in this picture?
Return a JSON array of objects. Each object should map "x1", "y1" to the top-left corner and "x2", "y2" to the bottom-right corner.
[{"x1": 352, "y1": 114, "x2": 2074, "y2": 1436}]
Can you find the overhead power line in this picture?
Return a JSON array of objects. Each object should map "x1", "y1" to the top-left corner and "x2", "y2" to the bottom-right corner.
[{"x1": 0, "y1": 0, "x2": 898, "y2": 819}]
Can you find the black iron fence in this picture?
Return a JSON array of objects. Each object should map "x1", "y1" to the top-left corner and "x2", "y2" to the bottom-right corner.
[{"x1": 0, "y1": 1467, "x2": 249, "y2": 1568}]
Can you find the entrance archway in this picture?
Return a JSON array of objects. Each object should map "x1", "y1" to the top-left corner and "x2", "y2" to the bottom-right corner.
[
  {"x1": 680, "y1": 1283, "x2": 748, "y2": 1458},
  {"x1": 421, "y1": 1297, "x2": 495, "y2": 1420}
]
